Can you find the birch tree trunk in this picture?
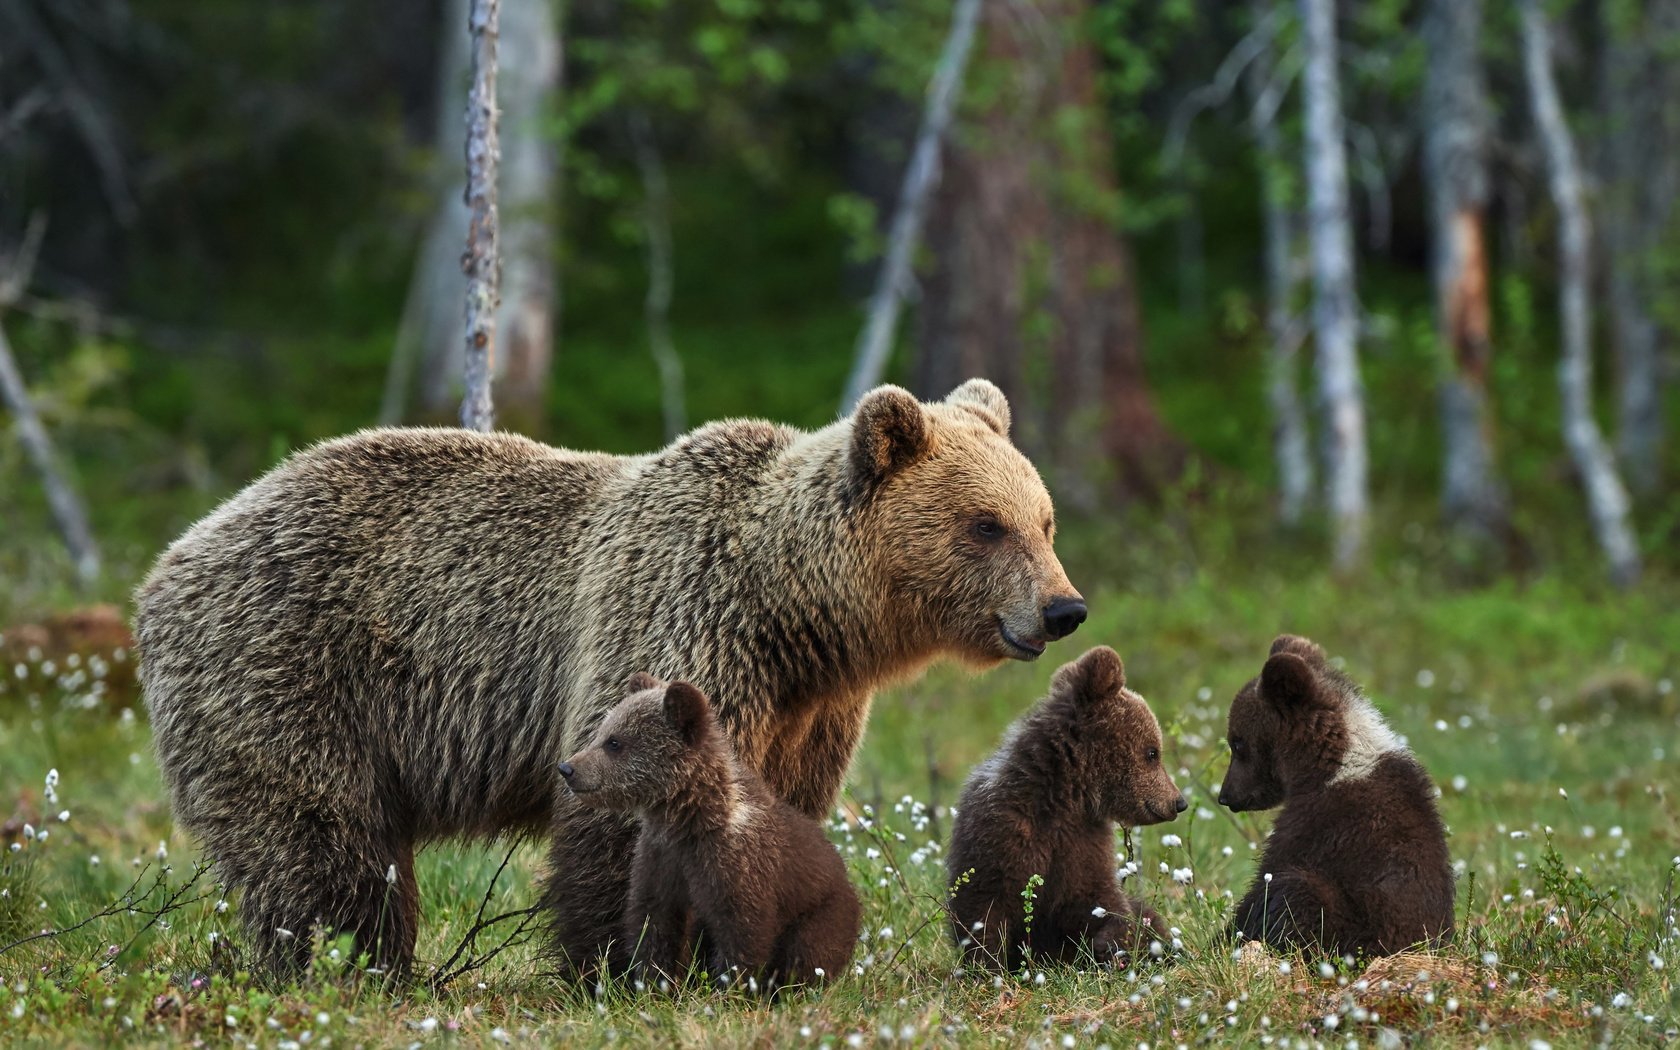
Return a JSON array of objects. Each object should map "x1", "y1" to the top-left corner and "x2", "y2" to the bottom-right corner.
[
  {"x1": 1298, "y1": 0, "x2": 1368, "y2": 571},
  {"x1": 0, "y1": 322, "x2": 100, "y2": 585},
  {"x1": 388, "y1": 0, "x2": 558, "y2": 430},
  {"x1": 840, "y1": 0, "x2": 981, "y2": 413},
  {"x1": 1597, "y1": 0, "x2": 1677, "y2": 497},
  {"x1": 1247, "y1": 0, "x2": 1313, "y2": 525},
  {"x1": 460, "y1": 0, "x2": 501, "y2": 433},
  {"x1": 1424, "y1": 0, "x2": 1507, "y2": 539},
  {"x1": 1520, "y1": 0, "x2": 1641, "y2": 587}
]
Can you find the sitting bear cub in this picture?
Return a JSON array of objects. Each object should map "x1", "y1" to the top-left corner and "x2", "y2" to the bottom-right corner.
[
  {"x1": 560, "y1": 674, "x2": 860, "y2": 990},
  {"x1": 1219, "y1": 635, "x2": 1455, "y2": 957},
  {"x1": 947, "y1": 646, "x2": 1186, "y2": 972}
]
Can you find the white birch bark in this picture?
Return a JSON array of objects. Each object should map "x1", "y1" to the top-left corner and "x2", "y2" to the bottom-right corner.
[
  {"x1": 840, "y1": 0, "x2": 982, "y2": 413},
  {"x1": 1248, "y1": 0, "x2": 1313, "y2": 525},
  {"x1": 1520, "y1": 0, "x2": 1641, "y2": 587},
  {"x1": 0, "y1": 322, "x2": 100, "y2": 585},
  {"x1": 460, "y1": 0, "x2": 501, "y2": 433},
  {"x1": 1298, "y1": 0, "x2": 1367, "y2": 571},
  {"x1": 1423, "y1": 0, "x2": 1506, "y2": 536}
]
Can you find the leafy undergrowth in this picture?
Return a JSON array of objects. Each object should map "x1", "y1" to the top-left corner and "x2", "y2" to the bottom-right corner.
[{"x1": 1, "y1": 548, "x2": 1678, "y2": 1047}]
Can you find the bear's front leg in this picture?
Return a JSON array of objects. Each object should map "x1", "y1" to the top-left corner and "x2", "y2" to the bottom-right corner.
[
  {"x1": 543, "y1": 796, "x2": 640, "y2": 979},
  {"x1": 1232, "y1": 869, "x2": 1340, "y2": 954},
  {"x1": 622, "y1": 834, "x2": 695, "y2": 985}
]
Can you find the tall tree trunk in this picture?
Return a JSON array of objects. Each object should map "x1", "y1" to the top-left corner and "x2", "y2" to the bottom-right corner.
[
  {"x1": 388, "y1": 0, "x2": 559, "y2": 431},
  {"x1": 1299, "y1": 0, "x2": 1368, "y2": 572},
  {"x1": 1424, "y1": 0, "x2": 1507, "y2": 540},
  {"x1": 915, "y1": 0, "x2": 1181, "y2": 504},
  {"x1": 1597, "y1": 0, "x2": 1677, "y2": 497},
  {"x1": 1248, "y1": 0, "x2": 1313, "y2": 525},
  {"x1": 1520, "y1": 0, "x2": 1641, "y2": 587},
  {"x1": 460, "y1": 0, "x2": 501, "y2": 433}
]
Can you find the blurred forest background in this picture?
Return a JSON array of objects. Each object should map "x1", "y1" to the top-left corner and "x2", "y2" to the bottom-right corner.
[{"x1": 3, "y1": 0, "x2": 1679, "y2": 612}]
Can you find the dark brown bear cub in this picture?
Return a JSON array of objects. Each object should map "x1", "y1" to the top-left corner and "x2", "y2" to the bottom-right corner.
[
  {"x1": 560, "y1": 674, "x2": 860, "y2": 990},
  {"x1": 1219, "y1": 635, "x2": 1455, "y2": 958},
  {"x1": 947, "y1": 646, "x2": 1186, "y2": 972}
]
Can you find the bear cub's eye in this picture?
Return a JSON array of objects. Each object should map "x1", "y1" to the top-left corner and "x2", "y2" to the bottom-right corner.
[
  {"x1": 605, "y1": 738, "x2": 622, "y2": 753},
  {"x1": 1229, "y1": 738, "x2": 1247, "y2": 758},
  {"x1": 970, "y1": 515, "x2": 1006, "y2": 542},
  {"x1": 1145, "y1": 747, "x2": 1160, "y2": 763}
]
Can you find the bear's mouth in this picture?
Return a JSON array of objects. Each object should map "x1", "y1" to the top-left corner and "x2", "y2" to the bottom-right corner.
[{"x1": 996, "y1": 618, "x2": 1046, "y2": 659}]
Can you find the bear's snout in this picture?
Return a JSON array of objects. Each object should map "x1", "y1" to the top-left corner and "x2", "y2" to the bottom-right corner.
[
  {"x1": 557, "y1": 761, "x2": 575, "y2": 779},
  {"x1": 1174, "y1": 794, "x2": 1188, "y2": 813},
  {"x1": 1041, "y1": 597, "x2": 1087, "y2": 640}
]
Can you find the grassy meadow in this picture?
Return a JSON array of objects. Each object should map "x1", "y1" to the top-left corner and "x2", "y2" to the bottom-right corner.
[{"x1": 1, "y1": 494, "x2": 1676, "y2": 1048}]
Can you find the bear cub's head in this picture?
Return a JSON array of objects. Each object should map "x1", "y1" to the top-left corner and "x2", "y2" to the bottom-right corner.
[
  {"x1": 559, "y1": 672, "x2": 714, "y2": 812},
  {"x1": 1219, "y1": 635, "x2": 1399, "y2": 812},
  {"x1": 1050, "y1": 646, "x2": 1186, "y2": 826}
]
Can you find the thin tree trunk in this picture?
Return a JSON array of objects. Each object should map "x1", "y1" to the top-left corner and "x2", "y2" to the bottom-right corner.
[
  {"x1": 460, "y1": 0, "x2": 501, "y2": 433},
  {"x1": 1520, "y1": 0, "x2": 1641, "y2": 587},
  {"x1": 1248, "y1": 0, "x2": 1313, "y2": 525},
  {"x1": 629, "y1": 111, "x2": 685, "y2": 442},
  {"x1": 1299, "y1": 0, "x2": 1368, "y2": 572},
  {"x1": 0, "y1": 321, "x2": 100, "y2": 585},
  {"x1": 840, "y1": 0, "x2": 981, "y2": 413},
  {"x1": 1423, "y1": 0, "x2": 1507, "y2": 538}
]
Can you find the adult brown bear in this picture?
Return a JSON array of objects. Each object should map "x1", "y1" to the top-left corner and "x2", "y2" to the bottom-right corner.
[{"x1": 134, "y1": 380, "x2": 1086, "y2": 976}]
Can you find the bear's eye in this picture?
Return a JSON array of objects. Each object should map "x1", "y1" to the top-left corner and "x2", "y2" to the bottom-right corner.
[
  {"x1": 971, "y1": 515, "x2": 1006, "y2": 542},
  {"x1": 1145, "y1": 747, "x2": 1159, "y2": 763},
  {"x1": 605, "y1": 738, "x2": 622, "y2": 753},
  {"x1": 1229, "y1": 738, "x2": 1246, "y2": 758}
]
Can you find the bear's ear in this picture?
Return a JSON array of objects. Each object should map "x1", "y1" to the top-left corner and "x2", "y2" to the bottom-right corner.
[
  {"x1": 1268, "y1": 634, "x2": 1327, "y2": 665},
  {"x1": 1052, "y1": 645, "x2": 1126, "y2": 706},
  {"x1": 1260, "y1": 652, "x2": 1324, "y2": 712},
  {"x1": 625, "y1": 671, "x2": 662, "y2": 695},
  {"x1": 662, "y1": 681, "x2": 711, "y2": 746},
  {"x1": 850, "y1": 386, "x2": 930, "y2": 485},
  {"x1": 944, "y1": 378, "x2": 1011, "y2": 437}
]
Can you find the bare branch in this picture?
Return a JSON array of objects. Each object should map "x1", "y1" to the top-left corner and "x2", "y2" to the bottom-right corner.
[{"x1": 1163, "y1": 7, "x2": 1284, "y2": 171}]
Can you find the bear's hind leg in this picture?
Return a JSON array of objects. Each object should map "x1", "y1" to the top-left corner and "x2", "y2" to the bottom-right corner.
[{"x1": 770, "y1": 885, "x2": 861, "y2": 990}]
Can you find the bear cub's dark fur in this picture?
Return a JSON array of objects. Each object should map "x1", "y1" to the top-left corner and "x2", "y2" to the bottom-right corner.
[
  {"x1": 1219, "y1": 635, "x2": 1455, "y2": 958},
  {"x1": 560, "y1": 673, "x2": 860, "y2": 990},
  {"x1": 947, "y1": 646, "x2": 1186, "y2": 972}
]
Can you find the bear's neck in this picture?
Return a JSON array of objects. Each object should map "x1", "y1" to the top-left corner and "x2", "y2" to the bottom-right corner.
[
  {"x1": 643, "y1": 744, "x2": 753, "y2": 839},
  {"x1": 1005, "y1": 700, "x2": 1108, "y2": 829},
  {"x1": 723, "y1": 429, "x2": 921, "y2": 699}
]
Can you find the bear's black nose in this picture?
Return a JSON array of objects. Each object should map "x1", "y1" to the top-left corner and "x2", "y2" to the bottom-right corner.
[
  {"x1": 1174, "y1": 795, "x2": 1189, "y2": 813},
  {"x1": 1042, "y1": 597, "x2": 1087, "y2": 640},
  {"x1": 557, "y1": 762, "x2": 575, "y2": 779}
]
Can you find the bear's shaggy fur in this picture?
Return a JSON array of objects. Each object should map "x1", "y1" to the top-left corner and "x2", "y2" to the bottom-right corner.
[
  {"x1": 134, "y1": 380, "x2": 1084, "y2": 975},
  {"x1": 947, "y1": 646, "x2": 1185, "y2": 972},
  {"x1": 560, "y1": 674, "x2": 859, "y2": 991},
  {"x1": 1219, "y1": 635, "x2": 1455, "y2": 958}
]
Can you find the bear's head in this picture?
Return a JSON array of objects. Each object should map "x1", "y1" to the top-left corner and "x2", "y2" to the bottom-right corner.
[
  {"x1": 1218, "y1": 635, "x2": 1401, "y2": 811},
  {"x1": 848, "y1": 379, "x2": 1085, "y2": 666},
  {"x1": 1050, "y1": 646, "x2": 1186, "y2": 826},
  {"x1": 558, "y1": 672, "x2": 716, "y2": 812}
]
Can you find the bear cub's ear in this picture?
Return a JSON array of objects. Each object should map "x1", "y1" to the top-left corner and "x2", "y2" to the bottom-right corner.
[
  {"x1": 1260, "y1": 652, "x2": 1326, "y2": 712},
  {"x1": 625, "y1": 671, "x2": 663, "y2": 695},
  {"x1": 851, "y1": 385, "x2": 930, "y2": 483},
  {"x1": 662, "y1": 681, "x2": 712, "y2": 745},
  {"x1": 1052, "y1": 645, "x2": 1126, "y2": 707},
  {"x1": 944, "y1": 378, "x2": 1011, "y2": 437},
  {"x1": 1268, "y1": 634, "x2": 1327, "y2": 665}
]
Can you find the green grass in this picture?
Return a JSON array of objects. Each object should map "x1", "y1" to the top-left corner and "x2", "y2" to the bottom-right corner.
[{"x1": 1, "y1": 504, "x2": 1676, "y2": 1048}]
